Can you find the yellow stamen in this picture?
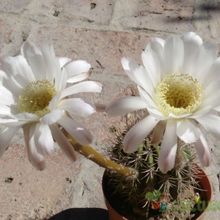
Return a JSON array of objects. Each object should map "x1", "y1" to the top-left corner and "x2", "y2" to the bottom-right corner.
[
  {"x1": 155, "y1": 74, "x2": 202, "y2": 116},
  {"x1": 18, "y1": 80, "x2": 56, "y2": 117}
]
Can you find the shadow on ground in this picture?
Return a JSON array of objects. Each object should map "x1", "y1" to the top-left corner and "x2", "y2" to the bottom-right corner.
[
  {"x1": 165, "y1": 1, "x2": 220, "y2": 23},
  {"x1": 165, "y1": 15, "x2": 210, "y2": 23},
  {"x1": 48, "y1": 208, "x2": 108, "y2": 220},
  {"x1": 198, "y1": 2, "x2": 220, "y2": 12}
]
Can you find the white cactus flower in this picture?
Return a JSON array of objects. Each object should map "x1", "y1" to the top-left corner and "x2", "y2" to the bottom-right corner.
[
  {"x1": 107, "y1": 32, "x2": 220, "y2": 173},
  {"x1": 0, "y1": 41, "x2": 102, "y2": 169}
]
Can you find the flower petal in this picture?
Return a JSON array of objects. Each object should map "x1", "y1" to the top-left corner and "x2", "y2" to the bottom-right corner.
[
  {"x1": 121, "y1": 57, "x2": 140, "y2": 82},
  {"x1": 0, "y1": 127, "x2": 17, "y2": 157},
  {"x1": 142, "y1": 46, "x2": 161, "y2": 87},
  {"x1": 0, "y1": 86, "x2": 14, "y2": 105},
  {"x1": 0, "y1": 113, "x2": 37, "y2": 126},
  {"x1": 0, "y1": 118, "x2": 20, "y2": 126},
  {"x1": 2, "y1": 75, "x2": 23, "y2": 98},
  {"x1": 34, "y1": 123, "x2": 55, "y2": 155},
  {"x1": 203, "y1": 81, "x2": 220, "y2": 98},
  {"x1": 65, "y1": 60, "x2": 91, "y2": 76},
  {"x1": 148, "y1": 37, "x2": 165, "y2": 78},
  {"x1": 181, "y1": 32, "x2": 203, "y2": 76},
  {"x1": 10, "y1": 71, "x2": 30, "y2": 88},
  {"x1": 59, "y1": 98, "x2": 95, "y2": 117},
  {"x1": 151, "y1": 120, "x2": 166, "y2": 144},
  {"x1": 137, "y1": 86, "x2": 163, "y2": 119},
  {"x1": 40, "y1": 43, "x2": 60, "y2": 81},
  {"x1": 50, "y1": 124, "x2": 76, "y2": 161},
  {"x1": 201, "y1": 90, "x2": 220, "y2": 109},
  {"x1": 58, "y1": 114, "x2": 93, "y2": 145},
  {"x1": 41, "y1": 109, "x2": 64, "y2": 125},
  {"x1": 15, "y1": 112, "x2": 38, "y2": 121},
  {"x1": 21, "y1": 41, "x2": 46, "y2": 80},
  {"x1": 195, "y1": 42, "x2": 218, "y2": 82},
  {"x1": 23, "y1": 124, "x2": 45, "y2": 170},
  {"x1": 121, "y1": 57, "x2": 138, "y2": 79},
  {"x1": 60, "y1": 81, "x2": 102, "y2": 99},
  {"x1": 194, "y1": 131, "x2": 211, "y2": 167},
  {"x1": 55, "y1": 67, "x2": 68, "y2": 92},
  {"x1": 176, "y1": 120, "x2": 199, "y2": 143},
  {"x1": 59, "y1": 57, "x2": 71, "y2": 68},
  {"x1": 196, "y1": 113, "x2": 220, "y2": 137},
  {"x1": 0, "y1": 105, "x2": 11, "y2": 116},
  {"x1": 163, "y1": 35, "x2": 184, "y2": 74},
  {"x1": 106, "y1": 96, "x2": 148, "y2": 116},
  {"x1": 123, "y1": 115, "x2": 159, "y2": 153},
  {"x1": 121, "y1": 58, "x2": 154, "y2": 96},
  {"x1": 215, "y1": 105, "x2": 220, "y2": 112},
  {"x1": 201, "y1": 58, "x2": 220, "y2": 87},
  {"x1": 192, "y1": 85, "x2": 220, "y2": 117},
  {"x1": 189, "y1": 105, "x2": 211, "y2": 119},
  {"x1": 1, "y1": 55, "x2": 35, "y2": 82},
  {"x1": 158, "y1": 120, "x2": 177, "y2": 173},
  {"x1": 0, "y1": 70, "x2": 6, "y2": 82},
  {"x1": 67, "y1": 72, "x2": 90, "y2": 84},
  {"x1": 148, "y1": 37, "x2": 165, "y2": 59}
]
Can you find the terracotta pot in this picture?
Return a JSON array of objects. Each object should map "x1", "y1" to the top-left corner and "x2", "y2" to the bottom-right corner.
[
  {"x1": 194, "y1": 166, "x2": 212, "y2": 220},
  {"x1": 102, "y1": 165, "x2": 212, "y2": 220}
]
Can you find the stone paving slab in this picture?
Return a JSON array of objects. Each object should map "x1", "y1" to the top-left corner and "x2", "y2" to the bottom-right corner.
[
  {"x1": 111, "y1": 0, "x2": 195, "y2": 33},
  {"x1": 1, "y1": 0, "x2": 220, "y2": 219},
  {"x1": 0, "y1": 142, "x2": 79, "y2": 220}
]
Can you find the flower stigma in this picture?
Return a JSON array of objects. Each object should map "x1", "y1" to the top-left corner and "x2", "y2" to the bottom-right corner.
[
  {"x1": 155, "y1": 74, "x2": 202, "y2": 116},
  {"x1": 18, "y1": 80, "x2": 56, "y2": 117}
]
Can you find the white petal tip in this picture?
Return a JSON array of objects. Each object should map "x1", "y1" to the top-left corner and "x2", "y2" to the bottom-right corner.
[
  {"x1": 31, "y1": 159, "x2": 46, "y2": 171},
  {"x1": 94, "y1": 103, "x2": 106, "y2": 112},
  {"x1": 77, "y1": 134, "x2": 93, "y2": 145},
  {"x1": 122, "y1": 146, "x2": 135, "y2": 154},
  {"x1": 96, "y1": 83, "x2": 103, "y2": 93},
  {"x1": 158, "y1": 162, "x2": 173, "y2": 174},
  {"x1": 183, "y1": 32, "x2": 203, "y2": 45},
  {"x1": 121, "y1": 57, "x2": 130, "y2": 71},
  {"x1": 122, "y1": 140, "x2": 138, "y2": 154},
  {"x1": 65, "y1": 150, "x2": 77, "y2": 162},
  {"x1": 200, "y1": 154, "x2": 211, "y2": 167}
]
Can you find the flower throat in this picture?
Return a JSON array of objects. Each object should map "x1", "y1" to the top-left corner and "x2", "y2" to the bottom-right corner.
[
  {"x1": 18, "y1": 80, "x2": 56, "y2": 117},
  {"x1": 155, "y1": 74, "x2": 202, "y2": 116}
]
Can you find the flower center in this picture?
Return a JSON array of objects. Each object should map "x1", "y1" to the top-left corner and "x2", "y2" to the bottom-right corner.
[
  {"x1": 18, "y1": 80, "x2": 56, "y2": 117},
  {"x1": 155, "y1": 74, "x2": 202, "y2": 116}
]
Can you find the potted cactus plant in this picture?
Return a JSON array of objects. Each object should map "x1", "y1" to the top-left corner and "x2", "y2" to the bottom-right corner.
[
  {"x1": 102, "y1": 32, "x2": 219, "y2": 219},
  {"x1": 0, "y1": 32, "x2": 218, "y2": 220},
  {"x1": 102, "y1": 113, "x2": 212, "y2": 220}
]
